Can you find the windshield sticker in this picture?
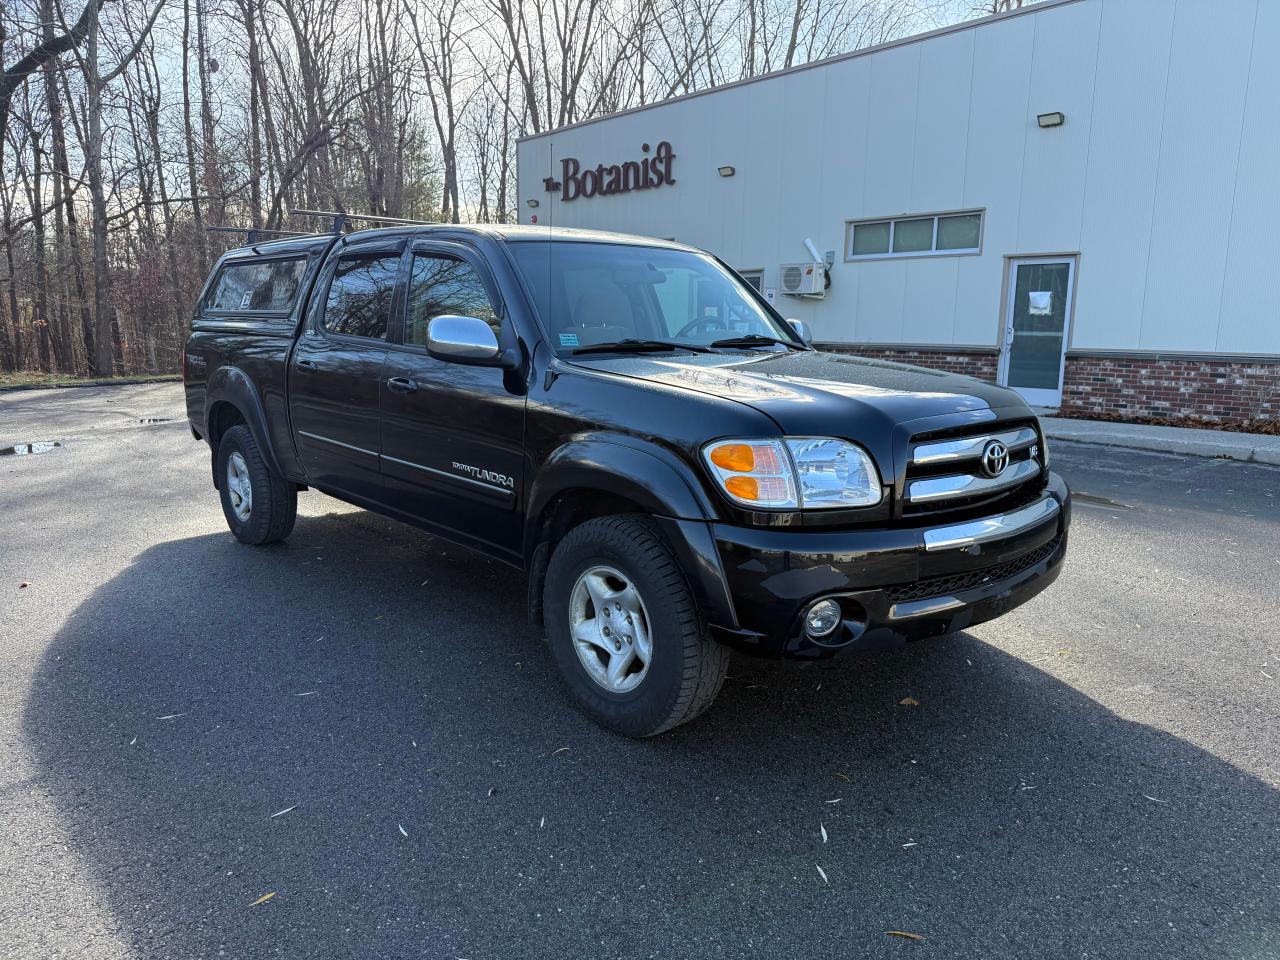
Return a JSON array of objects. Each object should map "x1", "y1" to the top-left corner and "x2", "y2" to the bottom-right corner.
[{"x1": 559, "y1": 332, "x2": 580, "y2": 347}]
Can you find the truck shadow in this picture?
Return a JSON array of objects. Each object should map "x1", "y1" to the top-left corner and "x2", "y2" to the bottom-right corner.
[{"x1": 22, "y1": 509, "x2": 1280, "y2": 959}]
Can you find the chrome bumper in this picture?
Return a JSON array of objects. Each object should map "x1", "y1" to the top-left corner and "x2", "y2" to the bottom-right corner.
[{"x1": 922, "y1": 495, "x2": 1061, "y2": 553}]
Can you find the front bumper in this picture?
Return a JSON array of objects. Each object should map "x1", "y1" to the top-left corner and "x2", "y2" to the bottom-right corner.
[{"x1": 708, "y1": 472, "x2": 1071, "y2": 658}]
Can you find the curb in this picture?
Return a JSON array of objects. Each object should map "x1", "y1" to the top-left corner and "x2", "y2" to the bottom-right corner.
[
  {"x1": 0, "y1": 376, "x2": 181, "y2": 394},
  {"x1": 1043, "y1": 418, "x2": 1280, "y2": 466}
]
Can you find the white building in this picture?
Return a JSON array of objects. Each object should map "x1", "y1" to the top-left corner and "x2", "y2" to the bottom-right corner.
[{"x1": 517, "y1": 0, "x2": 1280, "y2": 423}]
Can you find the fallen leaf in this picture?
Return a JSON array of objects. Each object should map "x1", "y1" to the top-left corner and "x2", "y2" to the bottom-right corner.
[
  {"x1": 539, "y1": 816, "x2": 545, "y2": 828},
  {"x1": 898, "y1": 697, "x2": 920, "y2": 706},
  {"x1": 820, "y1": 824, "x2": 828, "y2": 844},
  {"x1": 18, "y1": 581, "x2": 30, "y2": 589},
  {"x1": 1142, "y1": 795, "x2": 1168, "y2": 803},
  {"x1": 270, "y1": 805, "x2": 297, "y2": 819},
  {"x1": 487, "y1": 787, "x2": 497, "y2": 797},
  {"x1": 128, "y1": 737, "x2": 137, "y2": 746},
  {"x1": 156, "y1": 713, "x2": 187, "y2": 721},
  {"x1": 885, "y1": 930, "x2": 925, "y2": 942},
  {"x1": 824, "y1": 798, "x2": 843, "y2": 804},
  {"x1": 249, "y1": 892, "x2": 276, "y2": 907},
  {"x1": 902, "y1": 842, "x2": 918, "y2": 848},
  {"x1": 294, "y1": 691, "x2": 318, "y2": 698},
  {"x1": 833, "y1": 772, "x2": 852, "y2": 783},
  {"x1": 551, "y1": 746, "x2": 570, "y2": 756},
  {"x1": 815, "y1": 865, "x2": 829, "y2": 885},
  {"x1": 398, "y1": 823, "x2": 408, "y2": 837}
]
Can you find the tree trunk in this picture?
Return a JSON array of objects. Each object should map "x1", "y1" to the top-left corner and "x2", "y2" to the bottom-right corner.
[
  {"x1": 182, "y1": 0, "x2": 209, "y2": 277},
  {"x1": 85, "y1": 0, "x2": 116, "y2": 375}
]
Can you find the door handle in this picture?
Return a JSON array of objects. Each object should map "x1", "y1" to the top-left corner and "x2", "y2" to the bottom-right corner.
[
  {"x1": 295, "y1": 358, "x2": 317, "y2": 370},
  {"x1": 386, "y1": 376, "x2": 419, "y2": 394}
]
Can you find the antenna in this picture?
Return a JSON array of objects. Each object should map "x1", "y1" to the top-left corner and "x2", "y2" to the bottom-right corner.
[{"x1": 290, "y1": 208, "x2": 436, "y2": 235}]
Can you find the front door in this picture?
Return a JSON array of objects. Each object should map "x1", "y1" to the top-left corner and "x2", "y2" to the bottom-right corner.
[
  {"x1": 289, "y1": 245, "x2": 403, "y2": 503},
  {"x1": 998, "y1": 257, "x2": 1075, "y2": 408},
  {"x1": 378, "y1": 241, "x2": 526, "y2": 562}
]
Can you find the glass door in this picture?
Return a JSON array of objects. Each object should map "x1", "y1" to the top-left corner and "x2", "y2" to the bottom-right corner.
[{"x1": 998, "y1": 257, "x2": 1075, "y2": 408}]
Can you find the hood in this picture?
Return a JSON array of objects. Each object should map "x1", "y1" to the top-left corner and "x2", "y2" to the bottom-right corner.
[{"x1": 571, "y1": 348, "x2": 1032, "y2": 439}]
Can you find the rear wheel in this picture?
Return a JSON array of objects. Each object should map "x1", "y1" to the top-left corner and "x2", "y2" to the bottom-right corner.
[
  {"x1": 544, "y1": 514, "x2": 729, "y2": 737},
  {"x1": 216, "y1": 424, "x2": 297, "y2": 545}
]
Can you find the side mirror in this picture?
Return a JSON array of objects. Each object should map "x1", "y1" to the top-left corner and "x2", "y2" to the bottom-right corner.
[
  {"x1": 427, "y1": 315, "x2": 510, "y2": 367},
  {"x1": 786, "y1": 318, "x2": 813, "y2": 344}
]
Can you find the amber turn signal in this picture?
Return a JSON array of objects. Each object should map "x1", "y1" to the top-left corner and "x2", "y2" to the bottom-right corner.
[{"x1": 709, "y1": 443, "x2": 755, "y2": 473}]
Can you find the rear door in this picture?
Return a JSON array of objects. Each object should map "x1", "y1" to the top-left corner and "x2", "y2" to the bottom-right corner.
[
  {"x1": 378, "y1": 240, "x2": 526, "y2": 560},
  {"x1": 289, "y1": 242, "x2": 404, "y2": 503}
]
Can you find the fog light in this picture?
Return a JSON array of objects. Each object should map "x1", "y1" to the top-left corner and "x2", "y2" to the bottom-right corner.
[{"x1": 804, "y1": 599, "x2": 842, "y2": 638}]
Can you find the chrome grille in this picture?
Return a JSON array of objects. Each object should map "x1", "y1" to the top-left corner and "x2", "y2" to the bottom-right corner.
[{"x1": 903, "y1": 422, "x2": 1044, "y2": 514}]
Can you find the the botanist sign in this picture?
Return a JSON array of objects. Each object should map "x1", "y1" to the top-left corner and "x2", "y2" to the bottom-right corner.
[{"x1": 543, "y1": 141, "x2": 676, "y2": 202}]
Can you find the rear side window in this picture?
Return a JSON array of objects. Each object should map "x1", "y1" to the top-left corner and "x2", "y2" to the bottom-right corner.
[
  {"x1": 204, "y1": 257, "x2": 308, "y2": 313},
  {"x1": 321, "y1": 254, "x2": 400, "y2": 340}
]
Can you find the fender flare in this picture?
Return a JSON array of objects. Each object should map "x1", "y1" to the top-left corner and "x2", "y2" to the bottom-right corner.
[
  {"x1": 526, "y1": 435, "x2": 738, "y2": 629},
  {"x1": 527, "y1": 435, "x2": 715, "y2": 530},
  {"x1": 204, "y1": 366, "x2": 288, "y2": 487}
]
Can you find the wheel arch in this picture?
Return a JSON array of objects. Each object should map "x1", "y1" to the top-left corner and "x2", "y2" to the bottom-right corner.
[
  {"x1": 204, "y1": 367, "x2": 286, "y2": 488},
  {"x1": 525, "y1": 437, "x2": 737, "y2": 632}
]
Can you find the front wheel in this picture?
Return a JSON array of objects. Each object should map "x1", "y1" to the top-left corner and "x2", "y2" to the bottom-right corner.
[
  {"x1": 216, "y1": 424, "x2": 297, "y2": 545},
  {"x1": 544, "y1": 514, "x2": 729, "y2": 737}
]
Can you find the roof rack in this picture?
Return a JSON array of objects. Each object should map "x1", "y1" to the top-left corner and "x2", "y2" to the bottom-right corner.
[
  {"x1": 207, "y1": 225, "x2": 323, "y2": 245},
  {"x1": 290, "y1": 208, "x2": 436, "y2": 234}
]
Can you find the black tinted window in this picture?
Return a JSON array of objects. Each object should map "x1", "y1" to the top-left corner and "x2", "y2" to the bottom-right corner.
[
  {"x1": 322, "y1": 254, "x2": 400, "y2": 340},
  {"x1": 405, "y1": 254, "x2": 500, "y2": 347},
  {"x1": 205, "y1": 257, "x2": 308, "y2": 313}
]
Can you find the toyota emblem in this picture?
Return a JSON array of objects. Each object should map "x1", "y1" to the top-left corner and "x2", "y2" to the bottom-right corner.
[{"x1": 980, "y1": 439, "x2": 1010, "y2": 478}]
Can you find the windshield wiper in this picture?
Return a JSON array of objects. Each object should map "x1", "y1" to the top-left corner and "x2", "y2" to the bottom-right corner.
[
  {"x1": 709, "y1": 333, "x2": 803, "y2": 350},
  {"x1": 571, "y1": 338, "x2": 713, "y2": 355}
]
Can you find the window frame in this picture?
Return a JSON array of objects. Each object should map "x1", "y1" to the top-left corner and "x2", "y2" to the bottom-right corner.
[
  {"x1": 844, "y1": 209, "x2": 984, "y2": 262},
  {"x1": 200, "y1": 253, "x2": 313, "y2": 320},
  {"x1": 392, "y1": 239, "x2": 508, "y2": 354},
  {"x1": 737, "y1": 268, "x2": 765, "y2": 292},
  {"x1": 311, "y1": 242, "x2": 407, "y2": 345}
]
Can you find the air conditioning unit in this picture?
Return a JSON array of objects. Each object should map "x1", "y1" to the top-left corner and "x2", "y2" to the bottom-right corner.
[{"x1": 779, "y1": 261, "x2": 826, "y2": 298}]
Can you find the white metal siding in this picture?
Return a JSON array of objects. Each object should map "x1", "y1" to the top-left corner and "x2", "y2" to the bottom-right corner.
[{"x1": 517, "y1": 0, "x2": 1280, "y2": 357}]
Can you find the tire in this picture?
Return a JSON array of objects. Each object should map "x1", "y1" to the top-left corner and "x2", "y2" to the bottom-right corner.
[
  {"x1": 544, "y1": 514, "x2": 729, "y2": 737},
  {"x1": 216, "y1": 424, "x2": 297, "y2": 545}
]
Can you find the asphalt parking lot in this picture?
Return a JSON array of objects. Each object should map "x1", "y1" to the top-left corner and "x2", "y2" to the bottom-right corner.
[{"x1": 1, "y1": 382, "x2": 1277, "y2": 960}]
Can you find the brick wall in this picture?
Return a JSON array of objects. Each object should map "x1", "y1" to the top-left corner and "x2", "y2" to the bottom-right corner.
[
  {"x1": 816, "y1": 345, "x2": 1280, "y2": 424},
  {"x1": 1061, "y1": 354, "x2": 1280, "y2": 424},
  {"x1": 820, "y1": 345, "x2": 999, "y2": 381}
]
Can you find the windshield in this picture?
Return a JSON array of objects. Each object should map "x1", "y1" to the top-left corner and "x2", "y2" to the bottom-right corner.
[{"x1": 508, "y1": 241, "x2": 800, "y2": 354}]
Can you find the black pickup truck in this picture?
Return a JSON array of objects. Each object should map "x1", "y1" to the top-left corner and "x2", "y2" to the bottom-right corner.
[{"x1": 183, "y1": 224, "x2": 1070, "y2": 736}]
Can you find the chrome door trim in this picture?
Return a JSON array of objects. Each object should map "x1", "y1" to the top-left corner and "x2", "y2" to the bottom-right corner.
[
  {"x1": 380, "y1": 454, "x2": 516, "y2": 497},
  {"x1": 297, "y1": 430, "x2": 378, "y2": 459}
]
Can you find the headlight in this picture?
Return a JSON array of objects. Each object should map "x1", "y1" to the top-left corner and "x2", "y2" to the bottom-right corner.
[{"x1": 702, "y1": 437, "x2": 882, "y2": 510}]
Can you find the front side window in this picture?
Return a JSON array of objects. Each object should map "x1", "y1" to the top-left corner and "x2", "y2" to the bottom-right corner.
[
  {"x1": 405, "y1": 254, "x2": 501, "y2": 347},
  {"x1": 509, "y1": 241, "x2": 797, "y2": 354},
  {"x1": 321, "y1": 254, "x2": 400, "y2": 340},
  {"x1": 204, "y1": 257, "x2": 308, "y2": 313},
  {"x1": 846, "y1": 210, "x2": 983, "y2": 260}
]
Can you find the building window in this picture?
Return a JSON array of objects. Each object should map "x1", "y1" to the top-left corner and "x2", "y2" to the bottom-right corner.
[
  {"x1": 739, "y1": 269, "x2": 764, "y2": 292},
  {"x1": 845, "y1": 210, "x2": 983, "y2": 260}
]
